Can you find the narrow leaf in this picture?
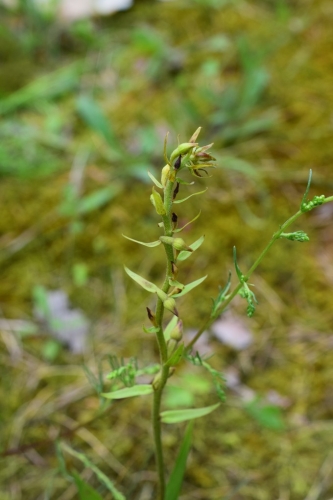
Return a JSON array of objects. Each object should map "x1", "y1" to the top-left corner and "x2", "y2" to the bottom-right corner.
[
  {"x1": 78, "y1": 186, "x2": 120, "y2": 215},
  {"x1": 174, "y1": 210, "x2": 201, "y2": 233},
  {"x1": 124, "y1": 267, "x2": 157, "y2": 293},
  {"x1": 122, "y1": 234, "x2": 161, "y2": 247},
  {"x1": 164, "y1": 316, "x2": 178, "y2": 341},
  {"x1": 301, "y1": 169, "x2": 313, "y2": 206},
  {"x1": 173, "y1": 188, "x2": 208, "y2": 204},
  {"x1": 77, "y1": 95, "x2": 120, "y2": 152},
  {"x1": 176, "y1": 178, "x2": 195, "y2": 186},
  {"x1": 161, "y1": 403, "x2": 220, "y2": 424},
  {"x1": 165, "y1": 423, "x2": 193, "y2": 500},
  {"x1": 165, "y1": 343, "x2": 184, "y2": 367},
  {"x1": 172, "y1": 276, "x2": 207, "y2": 297},
  {"x1": 61, "y1": 443, "x2": 125, "y2": 500},
  {"x1": 72, "y1": 471, "x2": 103, "y2": 500},
  {"x1": 233, "y1": 246, "x2": 244, "y2": 282},
  {"x1": 147, "y1": 171, "x2": 163, "y2": 189},
  {"x1": 177, "y1": 235, "x2": 205, "y2": 262},
  {"x1": 102, "y1": 385, "x2": 153, "y2": 399}
]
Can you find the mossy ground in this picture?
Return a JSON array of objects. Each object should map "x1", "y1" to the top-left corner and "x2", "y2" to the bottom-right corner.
[{"x1": 1, "y1": 1, "x2": 333, "y2": 499}]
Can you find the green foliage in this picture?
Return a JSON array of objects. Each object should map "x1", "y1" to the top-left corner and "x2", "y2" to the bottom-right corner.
[
  {"x1": 244, "y1": 398, "x2": 285, "y2": 431},
  {"x1": 187, "y1": 353, "x2": 226, "y2": 402},
  {"x1": 106, "y1": 355, "x2": 138, "y2": 387},
  {"x1": 102, "y1": 385, "x2": 153, "y2": 400},
  {"x1": 60, "y1": 443, "x2": 125, "y2": 500},
  {"x1": 161, "y1": 403, "x2": 220, "y2": 424},
  {"x1": 76, "y1": 95, "x2": 122, "y2": 156},
  {"x1": 211, "y1": 271, "x2": 231, "y2": 318},
  {"x1": 72, "y1": 472, "x2": 104, "y2": 500},
  {"x1": 165, "y1": 423, "x2": 193, "y2": 500},
  {"x1": 120, "y1": 129, "x2": 332, "y2": 496}
]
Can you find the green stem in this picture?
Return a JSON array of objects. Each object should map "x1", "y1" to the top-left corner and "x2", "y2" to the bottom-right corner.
[
  {"x1": 186, "y1": 197, "x2": 332, "y2": 351},
  {"x1": 152, "y1": 178, "x2": 176, "y2": 499}
]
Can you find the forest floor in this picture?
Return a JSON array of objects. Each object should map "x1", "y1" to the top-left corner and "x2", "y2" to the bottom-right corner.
[{"x1": 1, "y1": 1, "x2": 333, "y2": 499}]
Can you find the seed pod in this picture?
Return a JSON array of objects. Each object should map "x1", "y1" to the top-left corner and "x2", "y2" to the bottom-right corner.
[
  {"x1": 163, "y1": 297, "x2": 178, "y2": 316},
  {"x1": 152, "y1": 372, "x2": 162, "y2": 390},
  {"x1": 170, "y1": 320, "x2": 183, "y2": 341},
  {"x1": 170, "y1": 142, "x2": 197, "y2": 163},
  {"x1": 159, "y1": 236, "x2": 192, "y2": 252}
]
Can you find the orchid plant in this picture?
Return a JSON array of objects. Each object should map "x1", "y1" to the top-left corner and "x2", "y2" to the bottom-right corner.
[{"x1": 100, "y1": 128, "x2": 333, "y2": 500}]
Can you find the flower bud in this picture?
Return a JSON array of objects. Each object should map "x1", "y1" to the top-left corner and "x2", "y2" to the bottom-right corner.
[
  {"x1": 161, "y1": 164, "x2": 170, "y2": 187},
  {"x1": 159, "y1": 236, "x2": 193, "y2": 252},
  {"x1": 152, "y1": 372, "x2": 162, "y2": 390},
  {"x1": 163, "y1": 297, "x2": 178, "y2": 316},
  {"x1": 170, "y1": 320, "x2": 183, "y2": 341},
  {"x1": 170, "y1": 143, "x2": 197, "y2": 163}
]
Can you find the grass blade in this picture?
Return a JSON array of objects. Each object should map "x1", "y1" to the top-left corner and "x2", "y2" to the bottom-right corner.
[
  {"x1": 61, "y1": 443, "x2": 126, "y2": 500},
  {"x1": 165, "y1": 422, "x2": 193, "y2": 500}
]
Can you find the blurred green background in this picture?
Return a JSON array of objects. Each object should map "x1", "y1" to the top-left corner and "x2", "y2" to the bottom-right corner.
[{"x1": 1, "y1": 0, "x2": 333, "y2": 499}]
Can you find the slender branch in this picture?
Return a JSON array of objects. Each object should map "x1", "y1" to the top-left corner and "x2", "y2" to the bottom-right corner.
[{"x1": 186, "y1": 196, "x2": 333, "y2": 351}]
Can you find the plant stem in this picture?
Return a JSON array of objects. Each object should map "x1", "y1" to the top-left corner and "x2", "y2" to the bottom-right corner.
[{"x1": 152, "y1": 178, "x2": 176, "y2": 499}]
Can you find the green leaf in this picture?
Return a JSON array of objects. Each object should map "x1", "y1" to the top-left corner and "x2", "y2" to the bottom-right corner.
[
  {"x1": 233, "y1": 246, "x2": 244, "y2": 282},
  {"x1": 122, "y1": 234, "x2": 161, "y2": 247},
  {"x1": 76, "y1": 95, "x2": 120, "y2": 152},
  {"x1": 211, "y1": 271, "x2": 232, "y2": 318},
  {"x1": 124, "y1": 267, "x2": 157, "y2": 293},
  {"x1": 176, "y1": 178, "x2": 194, "y2": 186},
  {"x1": 102, "y1": 385, "x2": 153, "y2": 399},
  {"x1": 173, "y1": 211, "x2": 201, "y2": 233},
  {"x1": 161, "y1": 403, "x2": 220, "y2": 424},
  {"x1": 147, "y1": 171, "x2": 163, "y2": 189},
  {"x1": 78, "y1": 186, "x2": 120, "y2": 215},
  {"x1": 165, "y1": 343, "x2": 184, "y2": 367},
  {"x1": 72, "y1": 471, "x2": 103, "y2": 500},
  {"x1": 0, "y1": 62, "x2": 82, "y2": 115},
  {"x1": 165, "y1": 422, "x2": 193, "y2": 500},
  {"x1": 244, "y1": 398, "x2": 285, "y2": 431},
  {"x1": 61, "y1": 443, "x2": 126, "y2": 500},
  {"x1": 164, "y1": 316, "x2": 178, "y2": 341},
  {"x1": 177, "y1": 235, "x2": 205, "y2": 262},
  {"x1": 172, "y1": 276, "x2": 207, "y2": 297},
  {"x1": 173, "y1": 188, "x2": 208, "y2": 204},
  {"x1": 301, "y1": 169, "x2": 313, "y2": 207}
]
